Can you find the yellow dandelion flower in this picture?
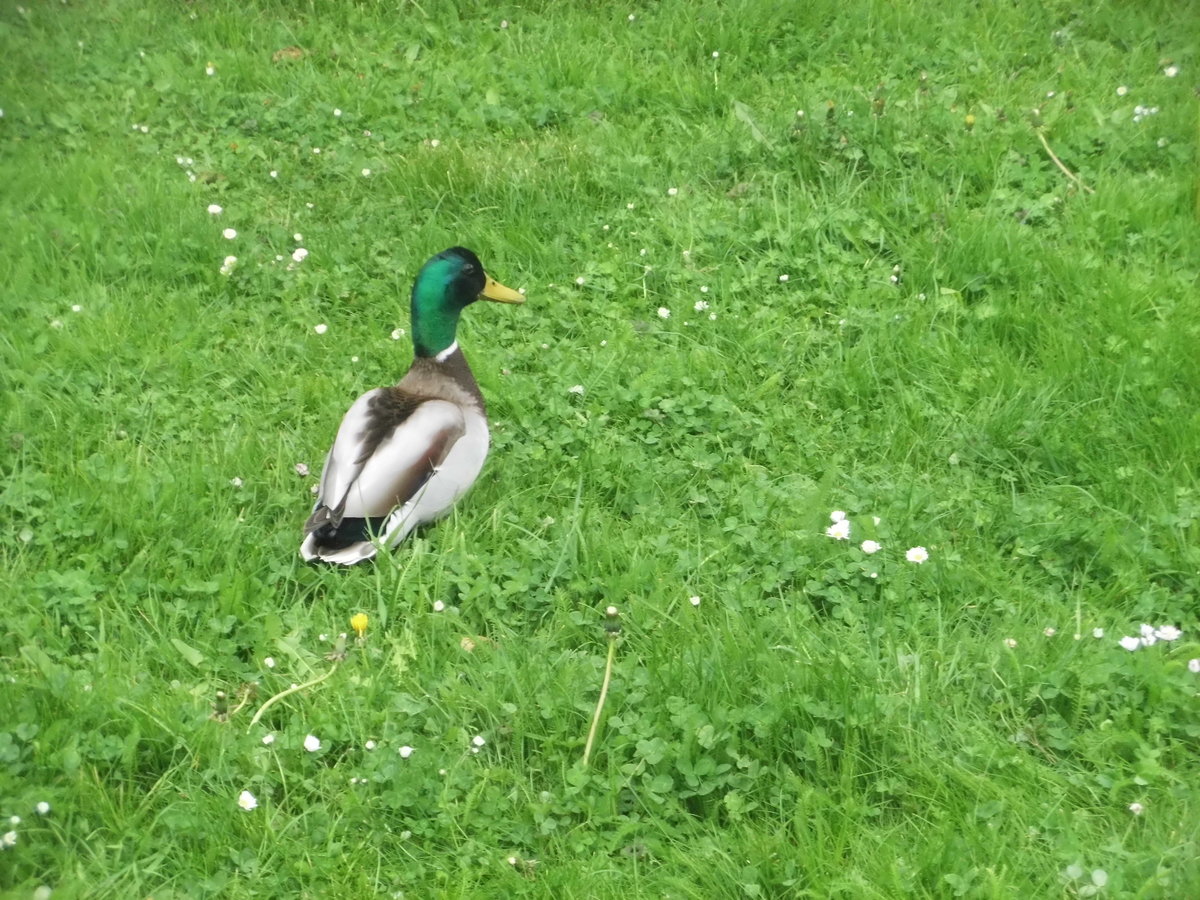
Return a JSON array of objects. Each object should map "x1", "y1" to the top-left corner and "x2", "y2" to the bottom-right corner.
[{"x1": 350, "y1": 613, "x2": 368, "y2": 638}]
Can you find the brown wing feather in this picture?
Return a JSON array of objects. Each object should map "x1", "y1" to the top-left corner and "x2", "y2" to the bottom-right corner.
[{"x1": 357, "y1": 420, "x2": 463, "y2": 517}]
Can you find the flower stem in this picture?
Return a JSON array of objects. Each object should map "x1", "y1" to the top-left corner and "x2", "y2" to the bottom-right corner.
[
  {"x1": 582, "y1": 637, "x2": 617, "y2": 766},
  {"x1": 247, "y1": 661, "x2": 341, "y2": 732}
]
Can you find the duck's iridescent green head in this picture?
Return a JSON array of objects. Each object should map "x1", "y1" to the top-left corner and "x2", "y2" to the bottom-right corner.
[{"x1": 410, "y1": 247, "x2": 523, "y2": 358}]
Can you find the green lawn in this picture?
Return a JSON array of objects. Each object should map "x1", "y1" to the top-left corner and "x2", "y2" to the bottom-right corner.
[{"x1": 2, "y1": 0, "x2": 1198, "y2": 896}]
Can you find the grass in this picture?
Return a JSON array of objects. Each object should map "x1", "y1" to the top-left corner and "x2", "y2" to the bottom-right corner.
[{"x1": 2, "y1": 0, "x2": 1198, "y2": 895}]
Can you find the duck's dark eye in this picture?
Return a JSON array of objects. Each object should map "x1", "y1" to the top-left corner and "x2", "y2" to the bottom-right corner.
[{"x1": 462, "y1": 263, "x2": 476, "y2": 275}]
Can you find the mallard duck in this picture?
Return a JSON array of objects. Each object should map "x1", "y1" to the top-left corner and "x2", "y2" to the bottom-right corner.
[{"x1": 300, "y1": 247, "x2": 524, "y2": 565}]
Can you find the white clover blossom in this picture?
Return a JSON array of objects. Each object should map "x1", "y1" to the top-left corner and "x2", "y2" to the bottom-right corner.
[
  {"x1": 1, "y1": 831, "x2": 16, "y2": 849},
  {"x1": 294, "y1": 462, "x2": 310, "y2": 476},
  {"x1": 1188, "y1": 659, "x2": 1200, "y2": 673},
  {"x1": 365, "y1": 740, "x2": 377, "y2": 751},
  {"x1": 230, "y1": 476, "x2": 244, "y2": 488},
  {"x1": 1092, "y1": 628, "x2": 1105, "y2": 638},
  {"x1": 1118, "y1": 636, "x2": 1140, "y2": 651},
  {"x1": 313, "y1": 324, "x2": 327, "y2": 335},
  {"x1": 778, "y1": 274, "x2": 789, "y2": 282},
  {"x1": 1154, "y1": 625, "x2": 1181, "y2": 641},
  {"x1": 390, "y1": 328, "x2": 405, "y2": 341},
  {"x1": 1004, "y1": 638, "x2": 1018, "y2": 649},
  {"x1": 35, "y1": 802, "x2": 49, "y2": 816},
  {"x1": 861, "y1": 540, "x2": 881, "y2": 554},
  {"x1": 222, "y1": 228, "x2": 237, "y2": 240},
  {"x1": 433, "y1": 600, "x2": 445, "y2": 612},
  {"x1": 205, "y1": 62, "x2": 215, "y2": 76},
  {"x1": 398, "y1": 745, "x2": 414, "y2": 758},
  {"x1": 1164, "y1": 64, "x2": 1179, "y2": 77},
  {"x1": 362, "y1": 168, "x2": 371, "y2": 177},
  {"x1": 263, "y1": 656, "x2": 276, "y2": 668},
  {"x1": 657, "y1": 307, "x2": 671, "y2": 319},
  {"x1": 333, "y1": 108, "x2": 342, "y2": 117},
  {"x1": 575, "y1": 276, "x2": 585, "y2": 285},
  {"x1": 292, "y1": 248, "x2": 308, "y2": 263},
  {"x1": 905, "y1": 546, "x2": 929, "y2": 564},
  {"x1": 568, "y1": 384, "x2": 585, "y2": 395},
  {"x1": 238, "y1": 790, "x2": 258, "y2": 811},
  {"x1": 262, "y1": 733, "x2": 275, "y2": 745},
  {"x1": 1044, "y1": 627, "x2": 1057, "y2": 637},
  {"x1": 1128, "y1": 802, "x2": 1144, "y2": 815},
  {"x1": 667, "y1": 187, "x2": 678, "y2": 196},
  {"x1": 694, "y1": 300, "x2": 709, "y2": 311},
  {"x1": 207, "y1": 204, "x2": 223, "y2": 215},
  {"x1": 830, "y1": 510, "x2": 847, "y2": 523},
  {"x1": 304, "y1": 734, "x2": 321, "y2": 752},
  {"x1": 219, "y1": 255, "x2": 237, "y2": 275},
  {"x1": 689, "y1": 595, "x2": 701, "y2": 607},
  {"x1": 1116, "y1": 85, "x2": 1128, "y2": 96}
]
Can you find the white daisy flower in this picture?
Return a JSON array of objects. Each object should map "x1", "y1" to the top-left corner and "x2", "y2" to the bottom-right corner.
[
  {"x1": 222, "y1": 228, "x2": 237, "y2": 240},
  {"x1": 826, "y1": 519, "x2": 851, "y2": 540},
  {"x1": 304, "y1": 734, "x2": 321, "y2": 752},
  {"x1": 905, "y1": 546, "x2": 929, "y2": 564},
  {"x1": 237, "y1": 790, "x2": 258, "y2": 811}
]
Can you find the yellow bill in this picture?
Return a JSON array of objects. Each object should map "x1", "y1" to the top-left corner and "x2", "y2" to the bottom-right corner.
[{"x1": 480, "y1": 274, "x2": 525, "y2": 304}]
